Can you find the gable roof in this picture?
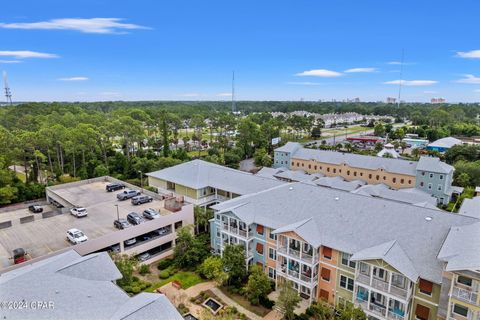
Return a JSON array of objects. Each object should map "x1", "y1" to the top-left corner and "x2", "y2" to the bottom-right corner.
[
  {"x1": 291, "y1": 148, "x2": 418, "y2": 176},
  {"x1": 458, "y1": 197, "x2": 480, "y2": 219},
  {"x1": 437, "y1": 222, "x2": 480, "y2": 272},
  {"x1": 212, "y1": 182, "x2": 477, "y2": 283},
  {"x1": 146, "y1": 159, "x2": 284, "y2": 195},
  {"x1": 351, "y1": 184, "x2": 438, "y2": 207},
  {"x1": 416, "y1": 156, "x2": 454, "y2": 174},
  {"x1": 275, "y1": 142, "x2": 302, "y2": 153},
  {"x1": 428, "y1": 137, "x2": 462, "y2": 149},
  {"x1": 350, "y1": 240, "x2": 419, "y2": 282},
  {"x1": 0, "y1": 250, "x2": 182, "y2": 320}
]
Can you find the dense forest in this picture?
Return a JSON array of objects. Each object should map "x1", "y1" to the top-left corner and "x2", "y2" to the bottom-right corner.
[{"x1": 1, "y1": 101, "x2": 480, "y2": 205}]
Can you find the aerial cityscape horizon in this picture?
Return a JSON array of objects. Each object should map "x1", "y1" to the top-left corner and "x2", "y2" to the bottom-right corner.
[{"x1": 1, "y1": 0, "x2": 480, "y2": 103}]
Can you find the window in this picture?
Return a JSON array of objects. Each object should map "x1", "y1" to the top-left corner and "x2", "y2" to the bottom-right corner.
[
  {"x1": 420, "y1": 182, "x2": 424, "y2": 187},
  {"x1": 269, "y1": 231, "x2": 277, "y2": 240},
  {"x1": 314, "y1": 165, "x2": 317, "y2": 170},
  {"x1": 340, "y1": 275, "x2": 354, "y2": 291},
  {"x1": 376, "y1": 175, "x2": 380, "y2": 181},
  {"x1": 216, "y1": 230, "x2": 220, "y2": 237},
  {"x1": 302, "y1": 163, "x2": 304, "y2": 167},
  {"x1": 256, "y1": 243, "x2": 264, "y2": 255},
  {"x1": 174, "y1": 221, "x2": 183, "y2": 230},
  {"x1": 415, "y1": 304, "x2": 430, "y2": 320},
  {"x1": 347, "y1": 170, "x2": 350, "y2": 176},
  {"x1": 319, "y1": 289, "x2": 329, "y2": 301},
  {"x1": 333, "y1": 168, "x2": 336, "y2": 173},
  {"x1": 419, "y1": 279, "x2": 433, "y2": 296},
  {"x1": 341, "y1": 252, "x2": 356, "y2": 268},
  {"x1": 256, "y1": 224, "x2": 264, "y2": 235},
  {"x1": 268, "y1": 248, "x2": 276, "y2": 260},
  {"x1": 369, "y1": 174, "x2": 372, "y2": 179},
  {"x1": 439, "y1": 175, "x2": 444, "y2": 180},
  {"x1": 360, "y1": 172, "x2": 363, "y2": 177},
  {"x1": 457, "y1": 276, "x2": 473, "y2": 287},
  {"x1": 428, "y1": 183, "x2": 432, "y2": 190},
  {"x1": 421, "y1": 171, "x2": 425, "y2": 176},
  {"x1": 453, "y1": 304, "x2": 469, "y2": 317},
  {"x1": 429, "y1": 173, "x2": 434, "y2": 178},
  {"x1": 327, "y1": 168, "x2": 330, "y2": 172},
  {"x1": 268, "y1": 267, "x2": 276, "y2": 279},
  {"x1": 373, "y1": 267, "x2": 387, "y2": 281},
  {"x1": 401, "y1": 178, "x2": 404, "y2": 184},
  {"x1": 321, "y1": 268, "x2": 331, "y2": 281},
  {"x1": 354, "y1": 171, "x2": 357, "y2": 177},
  {"x1": 308, "y1": 164, "x2": 311, "y2": 169},
  {"x1": 437, "y1": 185, "x2": 442, "y2": 191},
  {"x1": 393, "y1": 177, "x2": 397, "y2": 183},
  {"x1": 392, "y1": 274, "x2": 406, "y2": 289},
  {"x1": 215, "y1": 214, "x2": 220, "y2": 220},
  {"x1": 408, "y1": 180, "x2": 412, "y2": 184},
  {"x1": 322, "y1": 246, "x2": 332, "y2": 259}
]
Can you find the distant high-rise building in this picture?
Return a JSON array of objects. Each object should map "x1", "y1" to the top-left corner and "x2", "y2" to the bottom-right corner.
[
  {"x1": 386, "y1": 97, "x2": 396, "y2": 104},
  {"x1": 431, "y1": 97, "x2": 446, "y2": 104}
]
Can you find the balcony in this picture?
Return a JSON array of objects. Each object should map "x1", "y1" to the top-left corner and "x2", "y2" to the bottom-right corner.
[
  {"x1": 369, "y1": 303, "x2": 387, "y2": 317},
  {"x1": 372, "y1": 277, "x2": 389, "y2": 292},
  {"x1": 388, "y1": 310, "x2": 405, "y2": 320},
  {"x1": 357, "y1": 273, "x2": 371, "y2": 285},
  {"x1": 355, "y1": 272, "x2": 409, "y2": 301},
  {"x1": 356, "y1": 295, "x2": 368, "y2": 310},
  {"x1": 452, "y1": 286, "x2": 479, "y2": 305}
]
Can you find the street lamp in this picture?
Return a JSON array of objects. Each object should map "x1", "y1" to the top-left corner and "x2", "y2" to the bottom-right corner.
[
  {"x1": 115, "y1": 204, "x2": 119, "y2": 221},
  {"x1": 139, "y1": 170, "x2": 143, "y2": 194}
]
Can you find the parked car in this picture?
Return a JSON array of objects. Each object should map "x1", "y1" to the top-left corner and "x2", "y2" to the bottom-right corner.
[
  {"x1": 66, "y1": 228, "x2": 88, "y2": 244},
  {"x1": 142, "y1": 208, "x2": 160, "y2": 220},
  {"x1": 50, "y1": 200, "x2": 63, "y2": 208},
  {"x1": 124, "y1": 238, "x2": 136, "y2": 246},
  {"x1": 131, "y1": 195, "x2": 153, "y2": 205},
  {"x1": 113, "y1": 219, "x2": 131, "y2": 229},
  {"x1": 138, "y1": 234, "x2": 152, "y2": 241},
  {"x1": 110, "y1": 244, "x2": 120, "y2": 253},
  {"x1": 127, "y1": 212, "x2": 144, "y2": 225},
  {"x1": 152, "y1": 226, "x2": 171, "y2": 236},
  {"x1": 28, "y1": 205, "x2": 43, "y2": 213},
  {"x1": 117, "y1": 189, "x2": 141, "y2": 201},
  {"x1": 106, "y1": 183, "x2": 125, "y2": 192},
  {"x1": 138, "y1": 252, "x2": 151, "y2": 262},
  {"x1": 70, "y1": 207, "x2": 88, "y2": 217}
]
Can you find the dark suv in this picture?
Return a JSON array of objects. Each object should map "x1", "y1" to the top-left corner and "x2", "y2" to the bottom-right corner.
[
  {"x1": 106, "y1": 183, "x2": 125, "y2": 192},
  {"x1": 127, "y1": 212, "x2": 144, "y2": 225}
]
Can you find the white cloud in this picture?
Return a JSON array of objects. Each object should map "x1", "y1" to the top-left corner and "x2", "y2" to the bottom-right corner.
[
  {"x1": 387, "y1": 61, "x2": 414, "y2": 65},
  {"x1": 456, "y1": 50, "x2": 480, "y2": 59},
  {"x1": 0, "y1": 60, "x2": 22, "y2": 64},
  {"x1": 0, "y1": 18, "x2": 150, "y2": 34},
  {"x1": 344, "y1": 67, "x2": 377, "y2": 73},
  {"x1": 474, "y1": 89, "x2": 480, "y2": 93},
  {"x1": 217, "y1": 92, "x2": 232, "y2": 97},
  {"x1": 295, "y1": 69, "x2": 342, "y2": 77},
  {"x1": 423, "y1": 90, "x2": 438, "y2": 94},
  {"x1": 0, "y1": 50, "x2": 58, "y2": 59},
  {"x1": 384, "y1": 80, "x2": 438, "y2": 86},
  {"x1": 58, "y1": 76, "x2": 89, "y2": 81},
  {"x1": 287, "y1": 81, "x2": 323, "y2": 86},
  {"x1": 455, "y1": 74, "x2": 480, "y2": 84}
]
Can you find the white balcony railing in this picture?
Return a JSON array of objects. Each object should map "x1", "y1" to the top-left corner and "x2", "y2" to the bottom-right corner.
[
  {"x1": 369, "y1": 303, "x2": 387, "y2": 317},
  {"x1": 452, "y1": 286, "x2": 479, "y2": 305},
  {"x1": 388, "y1": 310, "x2": 405, "y2": 320},
  {"x1": 372, "y1": 277, "x2": 389, "y2": 292}
]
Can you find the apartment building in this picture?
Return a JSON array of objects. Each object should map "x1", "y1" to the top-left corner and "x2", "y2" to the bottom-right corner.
[
  {"x1": 273, "y1": 142, "x2": 457, "y2": 204},
  {"x1": 146, "y1": 159, "x2": 283, "y2": 206},
  {"x1": 210, "y1": 182, "x2": 479, "y2": 320}
]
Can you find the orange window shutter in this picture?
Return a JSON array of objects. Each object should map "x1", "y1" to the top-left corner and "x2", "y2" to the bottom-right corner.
[
  {"x1": 256, "y1": 243, "x2": 264, "y2": 254},
  {"x1": 419, "y1": 279, "x2": 433, "y2": 294},
  {"x1": 256, "y1": 224, "x2": 264, "y2": 234},
  {"x1": 319, "y1": 289, "x2": 329, "y2": 301},
  {"x1": 323, "y1": 246, "x2": 332, "y2": 258},
  {"x1": 321, "y1": 268, "x2": 331, "y2": 280},
  {"x1": 415, "y1": 304, "x2": 430, "y2": 320}
]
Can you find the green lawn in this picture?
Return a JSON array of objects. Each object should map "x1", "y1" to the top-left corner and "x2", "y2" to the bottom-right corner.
[
  {"x1": 145, "y1": 271, "x2": 204, "y2": 292},
  {"x1": 187, "y1": 150, "x2": 209, "y2": 157},
  {"x1": 218, "y1": 286, "x2": 272, "y2": 317}
]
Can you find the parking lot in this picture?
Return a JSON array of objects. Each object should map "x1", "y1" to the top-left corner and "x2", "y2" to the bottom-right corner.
[{"x1": 0, "y1": 181, "x2": 172, "y2": 269}]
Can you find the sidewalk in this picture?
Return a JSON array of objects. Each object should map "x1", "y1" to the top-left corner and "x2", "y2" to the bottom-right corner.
[{"x1": 210, "y1": 287, "x2": 262, "y2": 320}]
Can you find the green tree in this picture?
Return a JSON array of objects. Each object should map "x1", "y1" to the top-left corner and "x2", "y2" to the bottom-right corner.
[
  {"x1": 336, "y1": 303, "x2": 367, "y2": 320},
  {"x1": 306, "y1": 301, "x2": 334, "y2": 320},
  {"x1": 173, "y1": 226, "x2": 210, "y2": 269},
  {"x1": 245, "y1": 265, "x2": 272, "y2": 305},
  {"x1": 222, "y1": 244, "x2": 246, "y2": 285},
  {"x1": 111, "y1": 253, "x2": 138, "y2": 287},
  {"x1": 275, "y1": 280, "x2": 301, "y2": 320},
  {"x1": 198, "y1": 256, "x2": 228, "y2": 285},
  {"x1": 374, "y1": 123, "x2": 386, "y2": 137}
]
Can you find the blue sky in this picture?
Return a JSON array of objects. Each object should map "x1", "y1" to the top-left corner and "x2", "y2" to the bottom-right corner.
[{"x1": 1, "y1": 0, "x2": 480, "y2": 102}]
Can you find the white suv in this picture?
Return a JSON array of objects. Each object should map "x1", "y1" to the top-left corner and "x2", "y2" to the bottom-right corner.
[
  {"x1": 66, "y1": 228, "x2": 88, "y2": 244},
  {"x1": 70, "y1": 207, "x2": 88, "y2": 217}
]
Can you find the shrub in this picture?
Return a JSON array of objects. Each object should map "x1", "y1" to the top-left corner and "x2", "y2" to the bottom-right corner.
[
  {"x1": 139, "y1": 264, "x2": 150, "y2": 275},
  {"x1": 259, "y1": 296, "x2": 275, "y2": 309},
  {"x1": 157, "y1": 259, "x2": 174, "y2": 270},
  {"x1": 159, "y1": 270, "x2": 170, "y2": 279},
  {"x1": 131, "y1": 286, "x2": 141, "y2": 294},
  {"x1": 239, "y1": 314, "x2": 247, "y2": 320}
]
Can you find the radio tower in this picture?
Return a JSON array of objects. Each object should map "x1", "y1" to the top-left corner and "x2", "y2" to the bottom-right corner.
[
  {"x1": 231, "y1": 71, "x2": 236, "y2": 113},
  {"x1": 3, "y1": 71, "x2": 13, "y2": 105}
]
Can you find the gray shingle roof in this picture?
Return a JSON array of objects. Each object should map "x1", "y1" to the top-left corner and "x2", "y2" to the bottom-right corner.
[
  {"x1": 275, "y1": 142, "x2": 302, "y2": 153},
  {"x1": 458, "y1": 197, "x2": 480, "y2": 219},
  {"x1": 350, "y1": 240, "x2": 419, "y2": 282},
  {"x1": 314, "y1": 176, "x2": 366, "y2": 191},
  {"x1": 0, "y1": 250, "x2": 182, "y2": 320},
  {"x1": 146, "y1": 159, "x2": 284, "y2": 195},
  {"x1": 416, "y1": 156, "x2": 454, "y2": 174},
  {"x1": 351, "y1": 184, "x2": 438, "y2": 207},
  {"x1": 437, "y1": 222, "x2": 480, "y2": 272},
  {"x1": 292, "y1": 148, "x2": 418, "y2": 176},
  {"x1": 212, "y1": 182, "x2": 477, "y2": 283}
]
